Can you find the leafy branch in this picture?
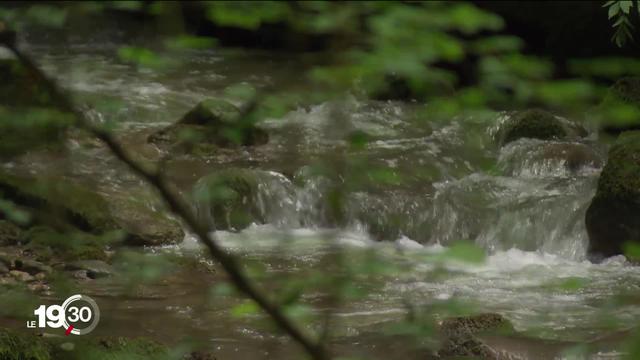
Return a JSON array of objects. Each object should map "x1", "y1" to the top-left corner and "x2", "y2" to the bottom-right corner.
[
  {"x1": 604, "y1": 0, "x2": 639, "y2": 47},
  {"x1": 0, "y1": 27, "x2": 328, "y2": 360}
]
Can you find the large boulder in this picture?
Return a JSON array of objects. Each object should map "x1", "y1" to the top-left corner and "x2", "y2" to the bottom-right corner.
[
  {"x1": 497, "y1": 109, "x2": 587, "y2": 146},
  {"x1": 0, "y1": 171, "x2": 183, "y2": 248},
  {"x1": 193, "y1": 168, "x2": 296, "y2": 231},
  {"x1": 586, "y1": 131, "x2": 640, "y2": 258},
  {"x1": 0, "y1": 58, "x2": 73, "y2": 157},
  {"x1": 148, "y1": 98, "x2": 268, "y2": 152},
  {"x1": 193, "y1": 168, "x2": 265, "y2": 231}
]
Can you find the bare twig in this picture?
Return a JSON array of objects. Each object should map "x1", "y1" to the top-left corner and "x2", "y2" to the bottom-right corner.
[{"x1": 4, "y1": 39, "x2": 328, "y2": 360}]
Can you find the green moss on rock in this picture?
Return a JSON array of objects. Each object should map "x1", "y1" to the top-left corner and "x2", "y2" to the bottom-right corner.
[
  {"x1": 586, "y1": 131, "x2": 640, "y2": 258},
  {"x1": 148, "y1": 98, "x2": 268, "y2": 152},
  {"x1": 0, "y1": 328, "x2": 51, "y2": 360},
  {"x1": 437, "y1": 313, "x2": 514, "y2": 359},
  {"x1": 193, "y1": 168, "x2": 267, "y2": 231},
  {"x1": 500, "y1": 109, "x2": 569, "y2": 145},
  {"x1": 0, "y1": 220, "x2": 22, "y2": 246},
  {"x1": 22, "y1": 226, "x2": 111, "y2": 262},
  {"x1": 0, "y1": 172, "x2": 183, "y2": 247},
  {"x1": 0, "y1": 172, "x2": 115, "y2": 233}
]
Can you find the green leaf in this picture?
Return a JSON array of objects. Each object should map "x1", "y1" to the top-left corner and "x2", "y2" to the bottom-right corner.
[
  {"x1": 620, "y1": 0, "x2": 633, "y2": 14},
  {"x1": 609, "y1": 2, "x2": 621, "y2": 19}
]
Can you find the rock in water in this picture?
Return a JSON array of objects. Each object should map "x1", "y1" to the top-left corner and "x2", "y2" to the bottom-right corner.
[
  {"x1": 193, "y1": 168, "x2": 297, "y2": 231},
  {"x1": 193, "y1": 168, "x2": 265, "y2": 231},
  {"x1": 497, "y1": 109, "x2": 586, "y2": 146},
  {"x1": 437, "y1": 313, "x2": 515, "y2": 359},
  {"x1": 0, "y1": 171, "x2": 184, "y2": 247},
  {"x1": 586, "y1": 131, "x2": 640, "y2": 258},
  {"x1": 148, "y1": 98, "x2": 268, "y2": 152}
]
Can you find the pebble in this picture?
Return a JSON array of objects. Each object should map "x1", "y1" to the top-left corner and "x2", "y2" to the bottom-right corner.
[
  {"x1": 35, "y1": 272, "x2": 46, "y2": 280},
  {"x1": 9, "y1": 270, "x2": 34, "y2": 282},
  {"x1": 67, "y1": 260, "x2": 113, "y2": 279},
  {"x1": 28, "y1": 282, "x2": 50, "y2": 292}
]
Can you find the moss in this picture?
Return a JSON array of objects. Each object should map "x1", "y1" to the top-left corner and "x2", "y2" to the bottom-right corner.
[
  {"x1": 0, "y1": 172, "x2": 182, "y2": 247},
  {"x1": 586, "y1": 131, "x2": 640, "y2": 257},
  {"x1": 194, "y1": 168, "x2": 266, "y2": 231},
  {"x1": 22, "y1": 226, "x2": 110, "y2": 262},
  {"x1": 0, "y1": 328, "x2": 51, "y2": 360},
  {"x1": 181, "y1": 98, "x2": 241, "y2": 126},
  {"x1": 595, "y1": 131, "x2": 640, "y2": 200},
  {"x1": 0, "y1": 172, "x2": 115, "y2": 233},
  {"x1": 106, "y1": 195, "x2": 183, "y2": 246},
  {"x1": 437, "y1": 313, "x2": 514, "y2": 359},
  {"x1": 501, "y1": 109, "x2": 568, "y2": 145},
  {"x1": 148, "y1": 98, "x2": 268, "y2": 151},
  {"x1": 0, "y1": 220, "x2": 22, "y2": 246}
]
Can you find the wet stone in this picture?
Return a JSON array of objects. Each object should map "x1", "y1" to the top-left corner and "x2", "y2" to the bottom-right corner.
[
  {"x1": 15, "y1": 259, "x2": 52, "y2": 275},
  {"x1": 9, "y1": 270, "x2": 34, "y2": 282},
  {"x1": 66, "y1": 260, "x2": 113, "y2": 279}
]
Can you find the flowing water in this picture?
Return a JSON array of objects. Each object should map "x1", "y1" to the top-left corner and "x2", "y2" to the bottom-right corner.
[{"x1": 5, "y1": 36, "x2": 640, "y2": 359}]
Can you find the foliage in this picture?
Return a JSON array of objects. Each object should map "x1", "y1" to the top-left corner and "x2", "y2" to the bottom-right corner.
[{"x1": 604, "y1": 0, "x2": 640, "y2": 47}]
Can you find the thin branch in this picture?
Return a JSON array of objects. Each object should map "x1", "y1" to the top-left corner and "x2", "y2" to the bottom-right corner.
[{"x1": 4, "y1": 39, "x2": 328, "y2": 360}]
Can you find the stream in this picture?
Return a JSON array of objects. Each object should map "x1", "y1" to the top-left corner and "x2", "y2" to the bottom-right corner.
[{"x1": 7, "y1": 36, "x2": 640, "y2": 359}]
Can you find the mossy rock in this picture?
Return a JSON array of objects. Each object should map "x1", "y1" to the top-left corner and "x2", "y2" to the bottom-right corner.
[
  {"x1": 148, "y1": 98, "x2": 268, "y2": 152},
  {"x1": 193, "y1": 168, "x2": 270, "y2": 231},
  {"x1": 499, "y1": 109, "x2": 586, "y2": 146},
  {"x1": 106, "y1": 195, "x2": 184, "y2": 247},
  {"x1": 437, "y1": 313, "x2": 514, "y2": 359},
  {"x1": 0, "y1": 220, "x2": 22, "y2": 246},
  {"x1": 0, "y1": 59, "x2": 73, "y2": 157},
  {"x1": 0, "y1": 172, "x2": 183, "y2": 247},
  {"x1": 0, "y1": 328, "x2": 51, "y2": 360},
  {"x1": 0, "y1": 172, "x2": 116, "y2": 233},
  {"x1": 21, "y1": 226, "x2": 112, "y2": 262},
  {"x1": 586, "y1": 131, "x2": 640, "y2": 258}
]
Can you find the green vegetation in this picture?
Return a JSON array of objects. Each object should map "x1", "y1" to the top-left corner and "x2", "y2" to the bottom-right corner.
[{"x1": 0, "y1": 328, "x2": 51, "y2": 360}]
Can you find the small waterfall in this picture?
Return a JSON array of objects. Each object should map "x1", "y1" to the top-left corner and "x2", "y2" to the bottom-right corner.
[{"x1": 192, "y1": 105, "x2": 604, "y2": 260}]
